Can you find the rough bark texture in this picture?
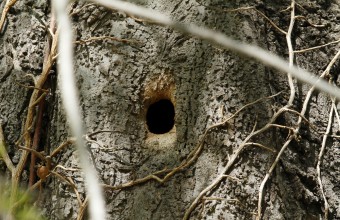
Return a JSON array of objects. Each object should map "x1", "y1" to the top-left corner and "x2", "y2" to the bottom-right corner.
[{"x1": 0, "y1": 0, "x2": 340, "y2": 219}]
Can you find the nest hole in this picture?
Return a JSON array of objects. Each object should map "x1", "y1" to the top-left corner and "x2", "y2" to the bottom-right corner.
[{"x1": 146, "y1": 99, "x2": 175, "y2": 134}]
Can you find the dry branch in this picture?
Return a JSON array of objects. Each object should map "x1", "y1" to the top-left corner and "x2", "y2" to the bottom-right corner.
[
  {"x1": 0, "y1": 0, "x2": 18, "y2": 32},
  {"x1": 53, "y1": 1, "x2": 106, "y2": 219},
  {"x1": 201, "y1": 5, "x2": 286, "y2": 34},
  {"x1": 316, "y1": 100, "x2": 333, "y2": 219},
  {"x1": 294, "y1": 39, "x2": 340, "y2": 53},
  {"x1": 286, "y1": 0, "x2": 296, "y2": 106},
  {"x1": 0, "y1": 123, "x2": 14, "y2": 172},
  {"x1": 74, "y1": 36, "x2": 139, "y2": 45},
  {"x1": 294, "y1": 15, "x2": 325, "y2": 28}
]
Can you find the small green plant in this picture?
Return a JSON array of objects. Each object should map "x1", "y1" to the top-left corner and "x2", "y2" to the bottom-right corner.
[{"x1": 0, "y1": 180, "x2": 44, "y2": 220}]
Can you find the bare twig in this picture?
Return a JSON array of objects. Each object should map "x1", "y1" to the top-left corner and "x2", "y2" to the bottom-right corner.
[
  {"x1": 74, "y1": 36, "x2": 140, "y2": 45},
  {"x1": 28, "y1": 93, "x2": 47, "y2": 108},
  {"x1": 294, "y1": 15, "x2": 325, "y2": 28},
  {"x1": 70, "y1": 3, "x2": 96, "y2": 16},
  {"x1": 0, "y1": 124, "x2": 14, "y2": 172},
  {"x1": 294, "y1": 39, "x2": 340, "y2": 53},
  {"x1": 286, "y1": 0, "x2": 296, "y2": 106},
  {"x1": 29, "y1": 93, "x2": 46, "y2": 186},
  {"x1": 64, "y1": 176, "x2": 84, "y2": 209},
  {"x1": 50, "y1": 171, "x2": 83, "y2": 207},
  {"x1": 243, "y1": 142, "x2": 276, "y2": 153},
  {"x1": 54, "y1": 165, "x2": 79, "y2": 172},
  {"x1": 87, "y1": 130, "x2": 124, "y2": 138},
  {"x1": 53, "y1": 1, "x2": 106, "y2": 219},
  {"x1": 296, "y1": 48, "x2": 340, "y2": 130},
  {"x1": 14, "y1": 82, "x2": 49, "y2": 93},
  {"x1": 209, "y1": 92, "x2": 282, "y2": 131},
  {"x1": 316, "y1": 99, "x2": 333, "y2": 219},
  {"x1": 204, "y1": 197, "x2": 257, "y2": 215},
  {"x1": 257, "y1": 135, "x2": 294, "y2": 219},
  {"x1": 284, "y1": 108, "x2": 318, "y2": 131},
  {"x1": 0, "y1": 0, "x2": 18, "y2": 32},
  {"x1": 332, "y1": 100, "x2": 340, "y2": 131},
  {"x1": 268, "y1": 123, "x2": 294, "y2": 132},
  {"x1": 77, "y1": 197, "x2": 89, "y2": 220},
  {"x1": 102, "y1": 168, "x2": 169, "y2": 190},
  {"x1": 216, "y1": 6, "x2": 286, "y2": 35},
  {"x1": 17, "y1": 146, "x2": 47, "y2": 162},
  {"x1": 50, "y1": 138, "x2": 76, "y2": 158}
]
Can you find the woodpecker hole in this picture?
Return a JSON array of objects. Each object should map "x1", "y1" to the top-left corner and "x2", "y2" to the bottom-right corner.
[{"x1": 146, "y1": 99, "x2": 175, "y2": 134}]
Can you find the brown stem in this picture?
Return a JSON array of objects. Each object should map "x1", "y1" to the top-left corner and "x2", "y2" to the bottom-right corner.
[{"x1": 29, "y1": 95, "x2": 45, "y2": 187}]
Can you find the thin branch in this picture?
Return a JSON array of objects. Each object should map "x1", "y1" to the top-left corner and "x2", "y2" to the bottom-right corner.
[
  {"x1": 294, "y1": 15, "x2": 325, "y2": 28},
  {"x1": 209, "y1": 92, "x2": 282, "y2": 130},
  {"x1": 28, "y1": 93, "x2": 47, "y2": 108},
  {"x1": 64, "y1": 176, "x2": 84, "y2": 210},
  {"x1": 17, "y1": 146, "x2": 47, "y2": 162},
  {"x1": 200, "y1": 197, "x2": 257, "y2": 216},
  {"x1": 50, "y1": 171, "x2": 83, "y2": 207},
  {"x1": 243, "y1": 142, "x2": 276, "y2": 153},
  {"x1": 268, "y1": 123, "x2": 294, "y2": 131},
  {"x1": 50, "y1": 138, "x2": 75, "y2": 158},
  {"x1": 257, "y1": 136, "x2": 293, "y2": 219},
  {"x1": 0, "y1": 0, "x2": 18, "y2": 32},
  {"x1": 216, "y1": 6, "x2": 286, "y2": 35},
  {"x1": 87, "y1": 130, "x2": 124, "y2": 138},
  {"x1": 70, "y1": 3, "x2": 96, "y2": 16},
  {"x1": 102, "y1": 168, "x2": 169, "y2": 190},
  {"x1": 247, "y1": 7, "x2": 286, "y2": 34},
  {"x1": 316, "y1": 101, "x2": 333, "y2": 219},
  {"x1": 286, "y1": 0, "x2": 296, "y2": 106},
  {"x1": 330, "y1": 134, "x2": 340, "y2": 138},
  {"x1": 14, "y1": 82, "x2": 49, "y2": 93},
  {"x1": 284, "y1": 108, "x2": 318, "y2": 131},
  {"x1": 0, "y1": 123, "x2": 14, "y2": 172},
  {"x1": 54, "y1": 164, "x2": 79, "y2": 172},
  {"x1": 74, "y1": 36, "x2": 140, "y2": 45},
  {"x1": 30, "y1": 179, "x2": 44, "y2": 191},
  {"x1": 294, "y1": 39, "x2": 340, "y2": 53},
  {"x1": 297, "y1": 48, "x2": 340, "y2": 129},
  {"x1": 29, "y1": 94, "x2": 46, "y2": 186},
  {"x1": 280, "y1": 5, "x2": 291, "y2": 12},
  {"x1": 221, "y1": 175, "x2": 240, "y2": 182},
  {"x1": 332, "y1": 100, "x2": 340, "y2": 131},
  {"x1": 53, "y1": 1, "x2": 106, "y2": 219},
  {"x1": 77, "y1": 197, "x2": 89, "y2": 220}
]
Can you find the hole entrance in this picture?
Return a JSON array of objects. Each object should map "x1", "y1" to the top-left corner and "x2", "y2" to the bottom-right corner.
[{"x1": 146, "y1": 99, "x2": 175, "y2": 134}]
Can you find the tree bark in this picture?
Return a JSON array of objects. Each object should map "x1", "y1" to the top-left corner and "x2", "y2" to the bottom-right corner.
[{"x1": 0, "y1": 0, "x2": 339, "y2": 219}]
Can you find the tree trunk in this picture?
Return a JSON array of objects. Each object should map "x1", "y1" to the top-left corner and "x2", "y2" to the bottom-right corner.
[{"x1": 0, "y1": 0, "x2": 339, "y2": 219}]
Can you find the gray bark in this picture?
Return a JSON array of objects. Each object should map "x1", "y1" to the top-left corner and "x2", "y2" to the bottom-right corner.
[{"x1": 0, "y1": 0, "x2": 339, "y2": 219}]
